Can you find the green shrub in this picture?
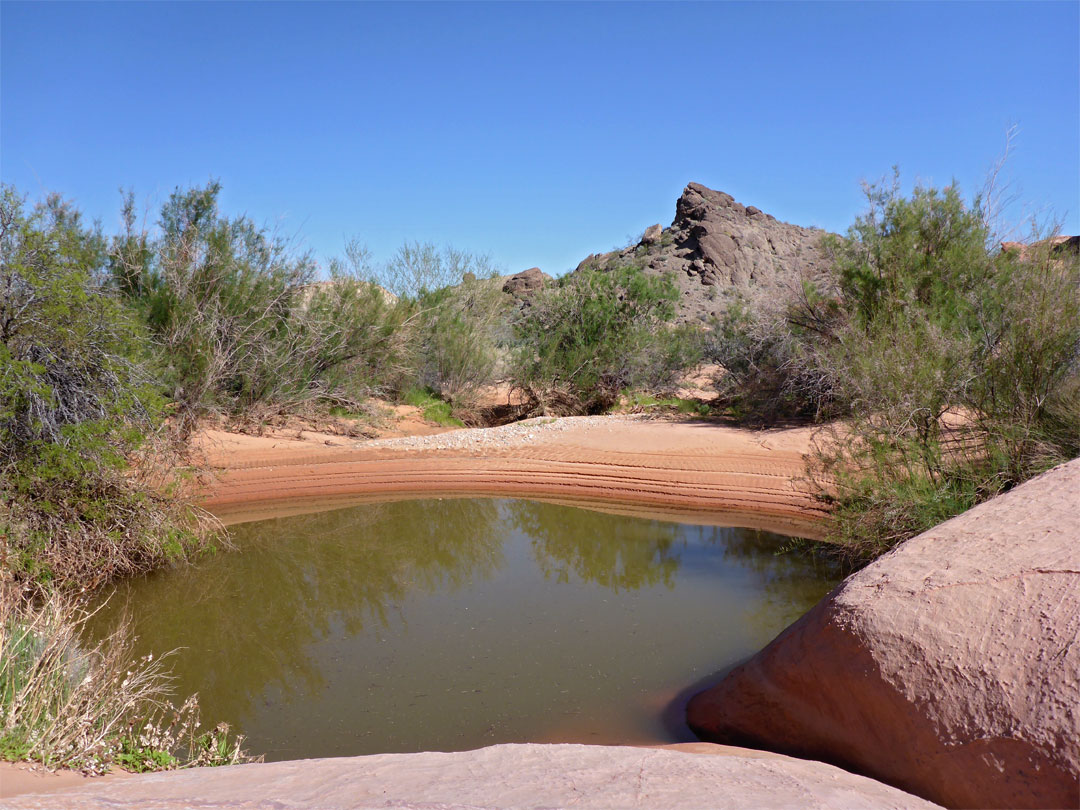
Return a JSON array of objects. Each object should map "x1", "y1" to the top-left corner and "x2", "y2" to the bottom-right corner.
[
  {"x1": 622, "y1": 393, "x2": 710, "y2": 416},
  {"x1": 708, "y1": 173, "x2": 1079, "y2": 560},
  {"x1": 809, "y1": 177, "x2": 1079, "y2": 559},
  {"x1": 0, "y1": 186, "x2": 210, "y2": 588},
  {"x1": 821, "y1": 456, "x2": 985, "y2": 558},
  {"x1": 402, "y1": 387, "x2": 465, "y2": 427},
  {"x1": 964, "y1": 239, "x2": 1080, "y2": 480},
  {"x1": 378, "y1": 241, "x2": 493, "y2": 300},
  {"x1": 117, "y1": 185, "x2": 406, "y2": 431},
  {"x1": 704, "y1": 293, "x2": 834, "y2": 423},
  {"x1": 124, "y1": 183, "x2": 313, "y2": 427},
  {"x1": 328, "y1": 241, "x2": 507, "y2": 415},
  {"x1": 1, "y1": 188, "x2": 131, "y2": 454},
  {"x1": 409, "y1": 270, "x2": 508, "y2": 409},
  {"x1": 511, "y1": 264, "x2": 701, "y2": 414},
  {"x1": 297, "y1": 241, "x2": 411, "y2": 402}
]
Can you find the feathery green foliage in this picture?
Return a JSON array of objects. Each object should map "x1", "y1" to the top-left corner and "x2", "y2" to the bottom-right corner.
[
  {"x1": 710, "y1": 174, "x2": 1079, "y2": 559},
  {"x1": 512, "y1": 264, "x2": 701, "y2": 414},
  {"x1": 0, "y1": 186, "x2": 209, "y2": 588},
  {"x1": 406, "y1": 258, "x2": 509, "y2": 410}
]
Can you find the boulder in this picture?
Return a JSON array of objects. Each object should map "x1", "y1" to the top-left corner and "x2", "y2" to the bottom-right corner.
[
  {"x1": 3, "y1": 743, "x2": 941, "y2": 809},
  {"x1": 688, "y1": 459, "x2": 1080, "y2": 809},
  {"x1": 641, "y1": 223, "x2": 663, "y2": 245},
  {"x1": 501, "y1": 267, "x2": 551, "y2": 300},
  {"x1": 575, "y1": 250, "x2": 617, "y2": 274}
]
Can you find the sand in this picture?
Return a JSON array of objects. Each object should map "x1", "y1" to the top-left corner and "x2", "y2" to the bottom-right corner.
[
  {"x1": 0, "y1": 763, "x2": 131, "y2": 801},
  {"x1": 191, "y1": 414, "x2": 828, "y2": 537}
]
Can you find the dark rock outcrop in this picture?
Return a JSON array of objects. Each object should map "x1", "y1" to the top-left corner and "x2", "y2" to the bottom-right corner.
[
  {"x1": 502, "y1": 266, "x2": 552, "y2": 302},
  {"x1": 575, "y1": 183, "x2": 832, "y2": 322},
  {"x1": 687, "y1": 459, "x2": 1080, "y2": 810},
  {"x1": 641, "y1": 223, "x2": 663, "y2": 246}
]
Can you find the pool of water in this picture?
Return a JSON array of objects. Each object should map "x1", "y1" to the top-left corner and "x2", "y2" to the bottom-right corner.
[{"x1": 89, "y1": 498, "x2": 840, "y2": 761}]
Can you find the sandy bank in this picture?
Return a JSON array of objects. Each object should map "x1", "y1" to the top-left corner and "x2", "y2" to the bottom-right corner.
[
  {"x1": 0, "y1": 763, "x2": 131, "y2": 801},
  {"x1": 192, "y1": 415, "x2": 828, "y2": 538}
]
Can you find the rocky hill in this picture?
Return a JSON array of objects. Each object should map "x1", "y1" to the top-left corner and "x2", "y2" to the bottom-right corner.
[{"x1": 575, "y1": 182, "x2": 833, "y2": 322}]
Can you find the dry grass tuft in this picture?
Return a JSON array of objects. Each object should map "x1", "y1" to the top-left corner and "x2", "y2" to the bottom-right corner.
[{"x1": 0, "y1": 586, "x2": 255, "y2": 773}]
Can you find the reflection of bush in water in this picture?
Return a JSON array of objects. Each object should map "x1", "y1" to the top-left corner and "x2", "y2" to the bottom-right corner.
[
  {"x1": 89, "y1": 499, "x2": 505, "y2": 721},
  {"x1": 505, "y1": 501, "x2": 683, "y2": 592},
  {"x1": 227, "y1": 498, "x2": 506, "y2": 627},
  {"x1": 719, "y1": 528, "x2": 845, "y2": 583},
  {"x1": 715, "y1": 528, "x2": 844, "y2": 635},
  {"x1": 87, "y1": 500, "x2": 843, "y2": 736}
]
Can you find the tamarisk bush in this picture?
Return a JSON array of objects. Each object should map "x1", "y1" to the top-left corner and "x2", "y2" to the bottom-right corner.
[
  {"x1": 708, "y1": 174, "x2": 1080, "y2": 559},
  {"x1": 512, "y1": 264, "x2": 702, "y2": 415},
  {"x1": 0, "y1": 186, "x2": 209, "y2": 588}
]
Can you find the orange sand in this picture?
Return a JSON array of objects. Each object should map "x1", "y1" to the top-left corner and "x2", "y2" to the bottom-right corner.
[{"x1": 192, "y1": 416, "x2": 827, "y2": 538}]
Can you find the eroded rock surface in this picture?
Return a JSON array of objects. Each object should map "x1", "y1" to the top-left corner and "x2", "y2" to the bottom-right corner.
[
  {"x1": 688, "y1": 459, "x2": 1080, "y2": 809},
  {"x1": 501, "y1": 266, "x2": 552, "y2": 302},
  {"x1": 575, "y1": 182, "x2": 832, "y2": 322},
  {"x1": 2, "y1": 743, "x2": 940, "y2": 809}
]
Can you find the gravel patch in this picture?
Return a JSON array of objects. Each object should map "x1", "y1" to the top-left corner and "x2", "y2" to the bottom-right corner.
[{"x1": 351, "y1": 414, "x2": 651, "y2": 452}]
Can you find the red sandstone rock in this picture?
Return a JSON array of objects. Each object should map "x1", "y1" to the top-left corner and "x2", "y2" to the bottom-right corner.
[
  {"x1": 1000, "y1": 234, "x2": 1079, "y2": 260},
  {"x1": 0, "y1": 743, "x2": 940, "y2": 809},
  {"x1": 688, "y1": 458, "x2": 1080, "y2": 810}
]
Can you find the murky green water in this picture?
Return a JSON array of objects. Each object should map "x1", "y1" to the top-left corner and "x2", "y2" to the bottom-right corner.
[{"x1": 89, "y1": 498, "x2": 840, "y2": 761}]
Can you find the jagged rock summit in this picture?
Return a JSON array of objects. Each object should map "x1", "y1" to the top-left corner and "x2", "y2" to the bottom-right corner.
[{"x1": 576, "y1": 182, "x2": 832, "y2": 322}]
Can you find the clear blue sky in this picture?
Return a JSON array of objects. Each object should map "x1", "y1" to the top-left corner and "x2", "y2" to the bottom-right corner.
[{"x1": 3, "y1": 1, "x2": 1077, "y2": 276}]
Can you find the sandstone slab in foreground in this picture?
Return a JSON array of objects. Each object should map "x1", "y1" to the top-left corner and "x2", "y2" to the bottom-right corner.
[
  {"x1": 688, "y1": 458, "x2": 1080, "y2": 809},
  {"x1": 0, "y1": 743, "x2": 939, "y2": 809}
]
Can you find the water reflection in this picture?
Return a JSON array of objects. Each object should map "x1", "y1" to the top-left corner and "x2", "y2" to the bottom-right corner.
[
  {"x1": 95, "y1": 499, "x2": 505, "y2": 719},
  {"x1": 88, "y1": 498, "x2": 840, "y2": 760},
  {"x1": 713, "y1": 528, "x2": 843, "y2": 634},
  {"x1": 507, "y1": 501, "x2": 682, "y2": 591}
]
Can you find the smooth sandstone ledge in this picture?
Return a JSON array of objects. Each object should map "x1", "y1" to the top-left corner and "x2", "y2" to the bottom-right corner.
[
  {"x1": 0, "y1": 743, "x2": 942, "y2": 809},
  {"x1": 688, "y1": 457, "x2": 1080, "y2": 810},
  {"x1": 193, "y1": 416, "x2": 829, "y2": 538}
]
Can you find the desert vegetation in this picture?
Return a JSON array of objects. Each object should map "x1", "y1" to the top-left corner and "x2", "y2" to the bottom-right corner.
[
  {"x1": 1, "y1": 170, "x2": 1075, "y2": 773},
  {"x1": 0, "y1": 180, "x2": 696, "y2": 590},
  {"x1": 0, "y1": 588, "x2": 251, "y2": 772},
  {"x1": 706, "y1": 175, "x2": 1079, "y2": 559},
  {"x1": 0, "y1": 188, "x2": 212, "y2": 589},
  {"x1": 0, "y1": 186, "x2": 254, "y2": 773},
  {"x1": 510, "y1": 264, "x2": 703, "y2": 415},
  {"x1": 4, "y1": 174, "x2": 1076, "y2": 575},
  {"x1": 0, "y1": 179, "x2": 700, "y2": 771}
]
